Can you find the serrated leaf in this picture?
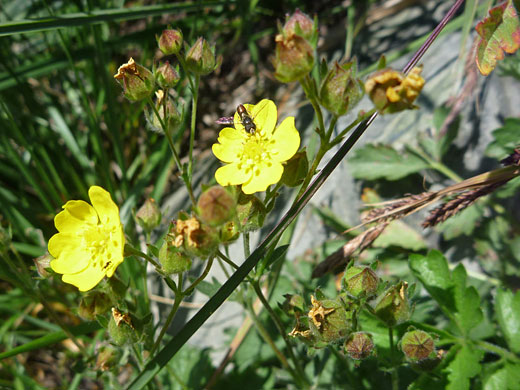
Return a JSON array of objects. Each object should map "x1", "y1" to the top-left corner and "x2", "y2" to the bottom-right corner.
[
  {"x1": 485, "y1": 118, "x2": 520, "y2": 160},
  {"x1": 409, "y1": 251, "x2": 483, "y2": 335},
  {"x1": 484, "y1": 363, "x2": 520, "y2": 390},
  {"x1": 475, "y1": 0, "x2": 520, "y2": 76},
  {"x1": 445, "y1": 345, "x2": 484, "y2": 390},
  {"x1": 496, "y1": 288, "x2": 520, "y2": 353},
  {"x1": 348, "y1": 144, "x2": 429, "y2": 181},
  {"x1": 452, "y1": 264, "x2": 483, "y2": 332}
]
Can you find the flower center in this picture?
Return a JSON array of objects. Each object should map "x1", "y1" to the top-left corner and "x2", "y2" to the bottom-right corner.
[
  {"x1": 86, "y1": 223, "x2": 120, "y2": 272},
  {"x1": 237, "y1": 133, "x2": 275, "y2": 173}
]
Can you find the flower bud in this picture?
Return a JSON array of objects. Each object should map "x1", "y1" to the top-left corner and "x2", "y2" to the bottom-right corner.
[
  {"x1": 108, "y1": 308, "x2": 137, "y2": 346},
  {"x1": 344, "y1": 332, "x2": 375, "y2": 360},
  {"x1": 78, "y1": 291, "x2": 112, "y2": 320},
  {"x1": 308, "y1": 295, "x2": 354, "y2": 343},
  {"x1": 236, "y1": 193, "x2": 266, "y2": 232},
  {"x1": 320, "y1": 61, "x2": 364, "y2": 117},
  {"x1": 185, "y1": 37, "x2": 218, "y2": 75},
  {"x1": 374, "y1": 282, "x2": 411, "y2": 327},
  {"x1": 96, "y1": 345, "x2": 118, "y2": 371},
  {"x1": 365, "y1": 66, "x2": 425, "y2": 114},
  {"x1": 274, "y1": 34, "x2": 314, "y2": 83},
  {"x1": 114, "y1": 58, "x2": 155, "y2": 101},
  {"x1": 136, "y1": 198, "x2": 161, "y2": 232},
  {"x1": 197, "y1": 186, "x2": 235, "y2": 226},
  {"x1": 283, "y1": 9, "x2": 315, "y2": 40},
  {"x1": 34, "y1": 253, "x2": 52, "y2": 278},
  {"x1": 280, "y1": 150, "x2": 308, "y2": 187},
  {"x1": 400, "y1": 329, "x2": 436, "y2": 363},
  {"x1": 155, "y1": 61, "x2": 180, "y2": 89},
  {"x1": 157, "y1": 28, "x2": 183, "y2": 55},
  {"x1": 159, "y1": 239, "x2": 192, "y2": 274},
  {"x1": 342, "y1": 266, "x2": 379, "y2": 298},
  {"x1": 148, "y1": 90, "x2": 182, "y2": 133}
]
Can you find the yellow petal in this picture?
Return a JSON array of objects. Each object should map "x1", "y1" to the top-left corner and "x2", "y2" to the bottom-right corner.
[
  {"x1": 55, "y1": 200, "x2": 97, "y2": 233},
  {"x1": 269, "y1": 117, "x2": 300, "y2": 162},
  {"x1": 61, "y1": 265, "x2": 106, "y2": 292},
  {"x1": 88, "y1": 186, "x2": 120, "y2": 227},
  {"x1": 241, "y1": 161, "x2": 283, "y2": 194},
  {"x1": 212, "y1": 127, "x2": 246, "y2": 162},
  {"x1": 215, "y1": 163, "x2": 251, "y2": 186},
  {"x1": 251, "y1": 99, "x2": 277, "y2": 136},
  {"x1": 49, "y1": 234, "x2": 90, "y2": 273},
  {"x1": 103, "y1": 228, "x2": 125, "y2": 277}
]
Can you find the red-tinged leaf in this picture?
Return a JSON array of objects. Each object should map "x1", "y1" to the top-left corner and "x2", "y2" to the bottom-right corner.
[{"x1": 475, "y1": 1, "x2": 520, "y2": 76}]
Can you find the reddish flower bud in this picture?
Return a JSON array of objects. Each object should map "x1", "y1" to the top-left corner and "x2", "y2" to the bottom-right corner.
[
  {"x1": 344, "y1": 332, "x2": 375, "y2": 360},
  {"x1": 136, "y1": 198, "x2": 161, "y2": 232},
  {"x1": 273, "y1": 34, "x2": 314, "y2": 83},
  {"x1": 400, "y1": 329, "x2": 436, "y2": 363},
  {"x1": 197, "y1": 186, "x2": 235, "y2": 226},
  {"x1": 320, "y1": 61, "x2": 364, "y2": 117},
  {"x1": 185, "y1": 37, "x2": 218, "y2": 75},
  {"x1": 157, "y1": 28, "x2": 183, "y2": 55},
  {"x1": 155, "y1": 61, "x2": 180, "y2": 89},
  {"x1": 283, "y1": 9, "x2": 315, "y2": 40}
]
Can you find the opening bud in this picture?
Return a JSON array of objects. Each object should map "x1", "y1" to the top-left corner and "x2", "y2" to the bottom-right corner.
[
  {"x1": 113, "y1": 58, "x2": 155, "y2": 101},
  {"x1": 34, "y1": 253, "x2": 52, "y2": 278},
  {"x1": 365, "y1": 66, "x2": 425, "y2": 114},
  {"x1": 197, "y1": 186, "x2": 235, "y2": 227},
  {"x1": 157, "y1": 28, "x2": 183, "y2": 55},
  {"x1": 273, "y1": 33, "x2": 314, "y2": 83},
  {"x1": 236, "y1": 193, "x2": 266, "y2": 232},
  {"x1": 136, "y1": 198, "x2": 161, "y2": 232},
  {"x1": 400, "y1": 329, "x2": 436, "y2": 363},
  {"x1": 307, "y1": 295, "x2": 355, "y2": 343},
  {"x1": 374, "y1": 281, "x2": 411, "y2": 327},
  {"x1": 108, "y1": 308, "x2": 137, "y2": 346},
  {"x1": 344, "y1": 332, "x2": 375, "y2": 360},
  {"x1": 283, "y1": 9, "x2": 315, "y2": 41},
  {"x1": 155, "y1": 61, "x2": 180, "y2": 89},
  {"x1": 185, "y1": 37, "x2": 218, "y2": 75},
  {"x1": 320, "y1": 61, "x2": 364, "y2": 117},
  {"x1": 342, "y1": 265, "x2": 379, "y2": 298},
  {"x1": 167, "y1": 214, "x2": 218, "y2": 259}
]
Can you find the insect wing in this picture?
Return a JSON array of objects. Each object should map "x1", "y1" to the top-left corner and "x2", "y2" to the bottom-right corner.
[{"x1": 215, "y1": 116, "x2": 235, "y2": 125}]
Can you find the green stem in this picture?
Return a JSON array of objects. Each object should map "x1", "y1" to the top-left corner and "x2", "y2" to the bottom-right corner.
[
  {"x1": 251, "y1": 280, "x2": 308, "y2": 385},
  {"x1": 188, "y1": 74, "x2": 200, "y2": 180},
  {"x1": 300, "y1": 75, "x2": 326, "y2": 138},
  {"x1": 148, "y1": 97, "x2": 196, "y2": 205},
  {"x1": 475, "y1": 340, "x2": 520, "y2": 362},
  {"x1": 183, "y1": 257, "x2": 214, "y2": 296},
  {"x1": 150, "y1": 273, "x2": 184, "y2": 356},
  {"x1": 389, "y1": 327, "x2": 399, "y2": 390},
  {"x1": 243, "y1": 232, "x2": 251, "y2": 257},
  {"x1": 125, "y1": 244, "x2": 161, "y2": 268}
]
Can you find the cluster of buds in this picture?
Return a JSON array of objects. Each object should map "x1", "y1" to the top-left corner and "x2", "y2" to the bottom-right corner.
[
  {"x1": 319, "y1": 60, "x2": 364, "y2": 117},
  {"x1": 274, "y1": 10, "x2": 317, "y2": 83},
  {"x1": 288, "y1": 293, "x2": 357, "y2": 349},
  {"x1": 365, "y1": 66, "x2": 425, "y2": 114},
  {"x1": 114, "y1": 27, "x2": 218, "y2": 126}
]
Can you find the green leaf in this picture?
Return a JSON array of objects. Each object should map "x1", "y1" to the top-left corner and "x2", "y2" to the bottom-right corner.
[
  {"x1": 372, "y1": 220, "x2": 427, "y2": 251},
  {"x1": 475, "y1": 0, "x2": 520, "y2": 76},
  {"x1": 444, "y1": 345, "x2": 484, "y2": 390},
  {"x1": 348, "y1": 144, "x2": 429, "y2": 181},
  {"x1": 436, "y1": 203, "x2": 484, "y2": 239},
  {"x1": 483, "y1": 362, "x2": 520, "y2": 390},
  {"x1": 409, "y1": 251, "x2": 483, "y2": 335},
  {"x1": 496, "y1": 288, "x2": 520, "y2": 353},
  {"x1": 485, "y1": 118, "x2": 520, "y2": 160}
]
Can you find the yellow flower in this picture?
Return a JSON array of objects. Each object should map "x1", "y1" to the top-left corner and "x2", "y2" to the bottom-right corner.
[
  {"x1": 48, "y1": 186, "x2": 125, "y2": 291},
  {"x1": 212, "y1": 99, "x2": 300, "y2": 194}
]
